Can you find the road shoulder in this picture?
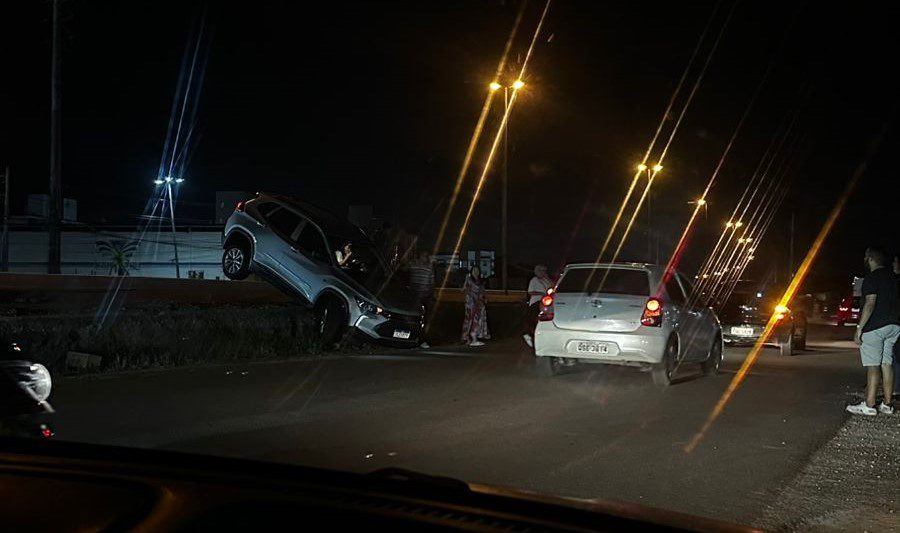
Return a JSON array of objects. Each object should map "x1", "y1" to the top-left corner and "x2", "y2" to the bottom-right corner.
[{"x1": 760, "y1": 406, "x2": 900, "y2": 530}]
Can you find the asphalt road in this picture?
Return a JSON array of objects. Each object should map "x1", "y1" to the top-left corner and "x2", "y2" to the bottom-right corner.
[{"x1": 52, "y1": 324, "x2": 862, "y2": 528}]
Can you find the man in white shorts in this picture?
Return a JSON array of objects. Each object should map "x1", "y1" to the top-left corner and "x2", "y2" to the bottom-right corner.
[{"x1": 847, "y1": 247, "x2": 900, "y2": 416}]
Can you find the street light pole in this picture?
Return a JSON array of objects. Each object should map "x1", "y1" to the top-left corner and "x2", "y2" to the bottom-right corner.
[
  {"x1": 1, "y1": 166, "x2": 9, "y2": 272},
  {"x1": 502, "y1": 86, "x2": 509, "y2": 294},
  {"x1": 48, "y1": 0, "x2": 62, "y2": 274},
  {"x1": 164, "y1": 179, "x2": 181, "y2": 279}
]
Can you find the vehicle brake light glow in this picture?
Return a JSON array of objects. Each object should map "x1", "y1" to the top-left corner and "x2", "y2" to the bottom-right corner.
[
  {"x1": 235, "y1": 201, "x2": 245, "y2": 212},
  {"x1": 641, "y1": 298, "x2": 662, "y2": 327},
  {"x1": 538, "y1": 294, "x2": 554, "y2": 321},
  {"x1": 40, "y1": 425, "x2": 53, "y2": 439}
]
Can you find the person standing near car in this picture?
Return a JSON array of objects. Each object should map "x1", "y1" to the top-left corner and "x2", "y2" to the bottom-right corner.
[
  {"x1": 523, "y1": 265, "x2": 553, "y2": 348},
  {"x1": 461, "y1": 266, "x2": 490, "y2": 347},
  {"x1": 407, "y1": 251, "x2": 435, "y2": 349},
  {"x1": 894, "y1": 254, "x2": 900, "y2": 395},
  {"x1": 846, "y1": 247, "x2": 900, "y2": 416}
]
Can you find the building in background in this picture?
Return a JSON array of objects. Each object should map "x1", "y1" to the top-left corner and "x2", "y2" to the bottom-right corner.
[
  {"x1": 26, "y1": 194, "x2": 77, "y2": 222},
  {"x1": 5, "y1": 226, "x2": 223, "y2": 279}
]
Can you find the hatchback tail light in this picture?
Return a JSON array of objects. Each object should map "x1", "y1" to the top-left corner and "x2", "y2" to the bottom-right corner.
[
  {"x1": 641, "y1": 298, "x2": 663, "y2": 327},
  {"x1": 538, "y1": 294, "x2": 555, "y2": 322}
]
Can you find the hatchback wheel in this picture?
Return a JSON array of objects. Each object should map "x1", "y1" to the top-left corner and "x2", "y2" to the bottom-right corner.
[
  {"x1": 222, "y1": 242, "x2": 251, "y2": 280},
  {"x1": 534, "y1": 356, "x2": 562, "y2": 377},
  {"x1": 652, "y1": 338, "x2": 678, "y2": 386}
]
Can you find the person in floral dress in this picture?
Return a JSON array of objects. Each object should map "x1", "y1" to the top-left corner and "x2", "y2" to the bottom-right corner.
[{"x1": 461, "y1": 266, "x2": 490, "y2": 346}]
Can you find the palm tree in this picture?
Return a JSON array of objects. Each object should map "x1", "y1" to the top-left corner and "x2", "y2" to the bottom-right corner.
[{"x1": 95, "y1": 239, "x2": 138, "y2": 276}]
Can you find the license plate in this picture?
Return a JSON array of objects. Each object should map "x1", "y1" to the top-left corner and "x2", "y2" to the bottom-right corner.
[
  {"x1": 392, "y1": 330, "x2": 411, "y2": 339},
  {"x1": 576, "y1": 341, "x2": 609, "y2": 354},
  {"x1": 730, "y1": 327, "x2": 754, "y2": 336}
]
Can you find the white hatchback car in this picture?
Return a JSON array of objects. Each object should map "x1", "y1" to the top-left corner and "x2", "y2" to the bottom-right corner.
[{"x1": 534, "y1": 263, "x2": 722, "y2": 385}]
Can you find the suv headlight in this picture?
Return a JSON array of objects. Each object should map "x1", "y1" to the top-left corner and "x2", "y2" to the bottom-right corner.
[{"x1": 355, "y1": 297, "x2": 384, "y2": 316}]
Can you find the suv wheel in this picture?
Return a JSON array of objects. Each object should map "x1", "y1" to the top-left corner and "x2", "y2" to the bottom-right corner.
[
  {"x1": 314, "y1": 296, "x2": 347, "y2": 348},
  {"x1": 652, "y1": 338, "x2": 678, "y2": 386},
  {"x1": 222, "y1": 241, "x2": 251, "y2": 280},
  {"x1": 701, "y1": 333, "x2": 723, "y2": 376}
]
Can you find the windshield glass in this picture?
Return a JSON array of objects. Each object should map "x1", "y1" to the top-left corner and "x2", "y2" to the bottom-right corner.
[
  {"x1": 556, "y1": 268, "x2": 650, "y2": 296},
  {"x1": 5, "y1": 1, "x2": 896, "y2": 530},
  {"x1": 326, "y1": 234, "x2": 391, "y2": 292}
]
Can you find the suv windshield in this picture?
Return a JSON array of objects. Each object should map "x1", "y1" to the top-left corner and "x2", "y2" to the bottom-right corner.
[
  {"x1": 327, "y1": 235, "x2": 390, "y2": 292},
  {"x1": 556, "y1": 268, "x2": 650, "y2": 296}
]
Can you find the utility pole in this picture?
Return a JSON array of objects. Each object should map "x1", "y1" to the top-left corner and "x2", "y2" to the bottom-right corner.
[
  {"x1": 789, "y1": 211, "x2": 795, "y2": 279},
  {"x1": 1, "y1": 166, "x2": 9, "y2": 272},
  {"x1": 501, "y1": 87, "x2": 509, "y2": 294},
  {"x1": 48, "y1": 0, "x2": 62, "y2": 274}
]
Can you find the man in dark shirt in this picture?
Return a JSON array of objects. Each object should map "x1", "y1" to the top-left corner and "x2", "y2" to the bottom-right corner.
[
  {"x1": 847, "y1": 247, "x2": 900, "y2": 415},
  {"x1": 894, "y1": 255, "x2": 900, "y2": 394}
]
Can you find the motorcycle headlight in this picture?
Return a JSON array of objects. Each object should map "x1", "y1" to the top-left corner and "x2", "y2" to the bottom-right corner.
[
  {"x1": 27, "y1": 363, "x2": 52, "y2": 402},
  {"x1": 355, "y1": 298, "x2": 384, "y2": 316}
]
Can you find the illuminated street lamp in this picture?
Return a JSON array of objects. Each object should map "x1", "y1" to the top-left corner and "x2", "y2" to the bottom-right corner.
[
  {"x1": 488, "y1": 79, "x2": 527, "y2": 292},
  {"x1": 696, "y1": 198, "x2": 706, "y2": 205},
  {"x1": 153, "y1": 175, "x2": 185, "y2": 278},
  {"x1": 636, "y1": 162, "x2": 663, "y2": 262},
  {"x1": 725, "y1": 221, "x2": 734, "y2": 228}
]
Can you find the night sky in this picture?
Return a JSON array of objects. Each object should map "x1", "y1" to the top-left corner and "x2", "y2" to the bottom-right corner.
[{"x1": 3, "y1": 1, "x2": 899, "y2": 291}]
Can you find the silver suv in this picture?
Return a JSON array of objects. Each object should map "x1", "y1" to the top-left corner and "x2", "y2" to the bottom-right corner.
[
  {"x1": 534, "y1": 263, "x2": 722, "y2": 385},
  {"x1": 222, "y1": 194, "x2": 423, "y2": 347}
]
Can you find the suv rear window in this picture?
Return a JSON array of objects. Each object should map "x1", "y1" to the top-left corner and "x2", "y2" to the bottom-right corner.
[{"x1": 556, "y1": 268, "x2": 650, "y2": 296}]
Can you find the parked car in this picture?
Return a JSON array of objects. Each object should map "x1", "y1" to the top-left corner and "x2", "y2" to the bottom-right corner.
[
  {"x1": 835, "y1": 293, "x2": 860, "y2": 326},
  {"x1": 716, "y1": 292, "x2": 807, "y2": 355},
  {"x1": 0, "y1": 341, "x2": 54, "y2": 439},
  {"x1": 534, "y1": 263, "x2": 722, "y2": 385},
  {"x1": 222, "y1": 194, "x2": 423, "y2": 347}
]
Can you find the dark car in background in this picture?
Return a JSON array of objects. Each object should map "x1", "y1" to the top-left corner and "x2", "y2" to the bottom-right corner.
[
  {"x1": 716, "y1": 292, "x2": 807, "y2": 356},
  {"x1": 0, "y1": 341, "x2": 54, "y2": 439},
  {"x1": 836, "y1": 293, "x2": 860, "y2": 326}
]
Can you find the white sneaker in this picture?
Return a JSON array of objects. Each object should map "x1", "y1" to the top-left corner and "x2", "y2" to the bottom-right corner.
[
  {"x1": 469, "y1": 340, "x2": 485, "y2": 347},
  {"x1": 846, "y1": 402, "x2": 877, "y2": 416},
  {"x1": 878, "y1": 403, "x2": 895, "y2": 415},
  {"x1": 523, "y1": 334, "x2": 534, "y2": 348}
]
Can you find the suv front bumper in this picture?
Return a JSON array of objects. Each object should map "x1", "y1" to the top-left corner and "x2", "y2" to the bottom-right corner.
[{"x1": 355, "y1": 313, "x2": 423, "y2": 347}]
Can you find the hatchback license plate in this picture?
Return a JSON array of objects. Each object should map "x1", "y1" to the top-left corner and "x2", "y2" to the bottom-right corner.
[
  {"x1": 576, "y1": 341, "x2": 608, "y2": 354},
  {"x1": 392, "y1": 330, "x2": 411, "y2": 339},
  {"x1": 730, "y1": 327, "x2": 754, "y2": 336}
]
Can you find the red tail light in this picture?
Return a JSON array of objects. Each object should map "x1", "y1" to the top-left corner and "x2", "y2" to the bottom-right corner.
[
  {"x1": 538, "y1": 294, "x2": 554, "y2": 321},
  {"x1": 235, "y1": 201, "x2": 245, "y2": 212},
  {"x1": 641, "y1": 298, "x2": 662, "y2": 327}
]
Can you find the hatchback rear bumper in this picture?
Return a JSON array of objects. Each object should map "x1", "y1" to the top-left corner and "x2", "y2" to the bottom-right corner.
[{"x1": 534, "y1": 322, "x2": 667, "y2": 364}]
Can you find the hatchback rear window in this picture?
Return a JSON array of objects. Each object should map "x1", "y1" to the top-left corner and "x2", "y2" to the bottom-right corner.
[{"x1": 556, "y1": 268, "x2": 650, "y2": 296}]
